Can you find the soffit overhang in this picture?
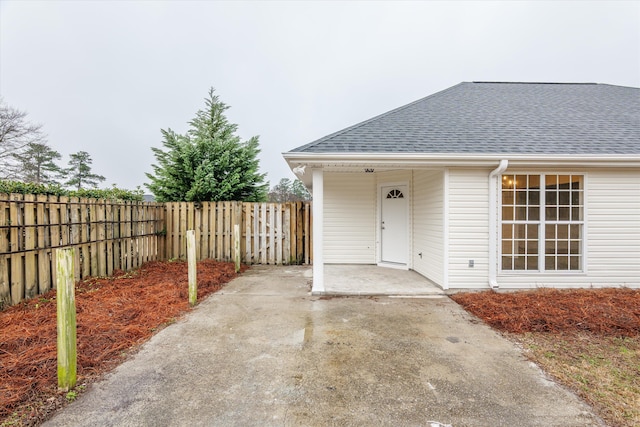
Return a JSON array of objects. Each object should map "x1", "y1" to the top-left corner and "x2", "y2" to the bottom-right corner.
[{"x1": 283, "y1": 152, "x2": 640, "y2": 188}]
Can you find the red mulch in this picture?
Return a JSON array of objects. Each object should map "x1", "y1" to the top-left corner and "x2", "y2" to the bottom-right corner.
[
  {"x1": 0, "y1": 260, "x2": 246, "y2": 423},
  {"x1": 451, "y1": 288, "x2": 640, "y2": 337}
]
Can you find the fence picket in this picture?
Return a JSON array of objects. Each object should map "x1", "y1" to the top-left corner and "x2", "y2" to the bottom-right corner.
[
  {"x1": 283, "y1": 206, "x2": 291, "y2": 264},
  {"x1": 0, "y1": 194, "x2": 9, "y2": 307},
  {"x1": 10, "y1": 194, "x2": 24, "y2": 304},
  {"x1": 23, "y1": 194, "x2": 37, "y2": 299},
  {"x1": 105, "y1": 201, "x2": 114, "y2": 276},
  {"x1": 36, "y1": 194, "x2": 51, "y2": 293}
]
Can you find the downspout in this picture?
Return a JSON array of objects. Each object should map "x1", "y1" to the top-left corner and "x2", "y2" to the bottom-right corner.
[{"x1": 488, "y1": 159, "x2": 508, "y2": 289}]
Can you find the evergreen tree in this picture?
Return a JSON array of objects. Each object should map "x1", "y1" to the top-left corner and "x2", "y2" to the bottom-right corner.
[
  {"x1": 146, "y1": 88, "x2": 268, "y2": 202},
  {"x1": 268, "y1": 178, "x2": 311, "y2": 202},
  {"x1": 64, "y1": 151, "x2": 105, "y2": 190},
  {"x1": 291, "y1": 179, "x2": 311, "y2": 201},
  {"x1": 13, "y1": 142, "x2": 62, "y2": 184}
]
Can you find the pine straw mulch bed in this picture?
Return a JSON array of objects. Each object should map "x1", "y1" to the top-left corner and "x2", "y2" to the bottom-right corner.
[
  {"x1": 451, "y1": 288, "x2": 640, "y2": 427},
  {"x1": 0, "y1": 259, "x2": 247, "y2": 426}
]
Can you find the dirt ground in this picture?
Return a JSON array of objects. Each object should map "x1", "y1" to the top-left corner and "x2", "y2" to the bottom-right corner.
[{"x1": 1, "y1": 267, "x2": 638, "y2": 426}]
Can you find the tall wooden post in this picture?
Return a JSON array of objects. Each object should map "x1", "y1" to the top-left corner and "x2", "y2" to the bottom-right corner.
[
  {"x1": 187, "y1": 230, "x2": 197, "y2": 306},
  {"x1": 234, "y1": 224, "x2": 241, "y2": 273},
  {"x1": 56, "y1": 248, "x2": 77, "y2": 391}
]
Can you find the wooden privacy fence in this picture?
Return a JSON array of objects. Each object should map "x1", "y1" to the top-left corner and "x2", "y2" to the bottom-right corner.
[
  {"x1": 0, "y1": 194, "x2": 165, "y2": 307},
  {"x1": 0, "y1": 197, "x2": 311, "y2": 308},
  {"x1": 164, "y1": 201, "x2": 312, "y2": 265}
]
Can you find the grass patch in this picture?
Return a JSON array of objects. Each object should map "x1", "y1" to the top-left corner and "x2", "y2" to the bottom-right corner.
[{"x1": 516, "y1": 333, "x2": 640, "y2": 426}]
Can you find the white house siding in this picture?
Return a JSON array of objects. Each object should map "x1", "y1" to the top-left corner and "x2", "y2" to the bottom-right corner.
[
  {"x1": 447, "y1": 168, "x2": 491, "y2": 289},
  {"x1": 323, "y1": 172, "x2": 376, "y2": 263},
  {"x1": 412, "y1": 170, "x2": 445, "y2": 287},
  {"x1": 498, "y1": 169, "x2": 640, "y2": 289}
]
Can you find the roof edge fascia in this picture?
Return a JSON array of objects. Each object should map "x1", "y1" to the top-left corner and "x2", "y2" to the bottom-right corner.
[{"x1": 283, "y1": 152, "x2": 640, "y2": 167}]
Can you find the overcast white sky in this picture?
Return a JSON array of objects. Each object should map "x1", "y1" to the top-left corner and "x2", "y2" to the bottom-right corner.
[{"x1": 1, "y1": 1, "x2": 639, "y2": 191}]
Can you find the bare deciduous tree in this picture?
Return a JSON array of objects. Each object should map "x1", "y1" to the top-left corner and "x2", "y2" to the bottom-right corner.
[{"x1": 0, "y1": 98, "x2": 46, "y2": 179}]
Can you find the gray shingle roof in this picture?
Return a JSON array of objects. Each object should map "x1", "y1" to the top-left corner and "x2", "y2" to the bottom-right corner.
[{"x1": 289, "y1": 82, "x2": 640, "y2": 155}]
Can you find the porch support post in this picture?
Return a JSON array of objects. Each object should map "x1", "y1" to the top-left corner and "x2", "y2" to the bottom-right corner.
[{"x1": 312, "y1": 168, "x2": 324, "y2": 294}]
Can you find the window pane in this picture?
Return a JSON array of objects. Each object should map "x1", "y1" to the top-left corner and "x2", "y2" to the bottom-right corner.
[
  {"x1": 527, "y1": 240, "x2": 538, "y2": 255},
  {"x1": 502, "y1": 191, "x2": 514, "y2": 206},
  {"x1": 527, "y1": 224, "x2": 538, "y2": 239},
  {"x1": 557, "y1": 256, "x2": 569, "y2": 270},
  {"x1": 545, "y1": 256, "x2": 556, "y2": 270},
  {"x1": 558, "y1": 224, "x2": 569, "y2": 239},
  {"x1": 529, "y1": 175, "x2": 540, "y2": 188},
  {"x1": 515, "y1": 206, "x2": 527, "y2": 221},
  {"x1": 516, "y1": 191, "x2": 528, "y2": 205},
  {"x1": 557, "y1": 240, "x2": 568, "y2": 255},
  {"x1": 570, "y1": 224, "x2": 581, "y2": 239},
  {"x1": 558, "y1": 207, "x2": 570, "y2": 221},
  {"x1": 502, "y1": 206, "x2": 513, "y2": 220},
  {"x1": 559, "y1": 191, "x2": 570, "y2": 206},
  {"x1": 570, "y1": 256, "x2": 580, "y2": 270},
  {"x1": 502, "y1": 240, "x2": 513, "y2": 255},
  {"x1": 529, "y1": 256, "x2": 539, "y2": 270},
  {"x1": 570, "y1": 240, "x2": 580, "y2": 254},
  {"x1": 515, "y1": 240, "x2": 526, "y2": 254},
  {"x1": 515, "y1": 175, "x2": 528, "y2": 189},
  {"x1": 571, "y1": 191, "x2": 582, "y2": 205},
  {"x1": 514, "y1": 256, "x2": 526, "y2": 270},
  {"x1": 545, "y1": 240, "x2": 556, "y2": 255},
  {"x1": 571, "y1": 207, "x2": 581, "y2": 221},
  {"x1": 502, "y1": 257, "x2": 512, "y2": 270},
  {"x1": 502, "y1": 175, "x2": 513, "y2": 189},
  {"x1": 546, "y1": 206, "x2": 557, "y2": 221},
  {"x1": 514, "y1": 224, "x2": 526, "y2": 239},
  {"x1": 528, "y1": 206, "x2": 540, "y2": 221},
  {"x1": 571, "y1": 177, "x2": 583, "y2": 190},
  {"x1": 546, "y1": 175, "x2": 558, "y2": 187},
  {"x1": 546, "y1": 224, "x2": 556, "y2": 240},
  {"x1": 502, "y1": 224, "x2": 513, "y2": 239},
  {"x1": 529, "y1": 190, "x2": 540, "y2": 205},
  {"x1": 546, "y1": 190, "x2": 557, "y2": 206}
]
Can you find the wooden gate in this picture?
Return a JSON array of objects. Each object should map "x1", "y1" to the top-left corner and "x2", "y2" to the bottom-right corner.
[{"x1": 163, "y1": 201, "x2": 311, "y2": 264}]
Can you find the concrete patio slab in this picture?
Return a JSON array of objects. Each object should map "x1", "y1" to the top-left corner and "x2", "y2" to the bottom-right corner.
[
  {"x1": 44, "y1": 265, "x2": 602, "y2": 427},
  {"x1": 323, "y1": 264, "x2": 444, "y2": 296}
]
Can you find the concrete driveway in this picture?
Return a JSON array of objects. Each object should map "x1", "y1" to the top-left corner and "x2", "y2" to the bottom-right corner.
[{"x1": 44, "y1": 266, "x2": 602, "y2": 427}]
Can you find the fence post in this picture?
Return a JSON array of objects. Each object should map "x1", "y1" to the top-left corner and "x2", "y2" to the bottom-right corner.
[
  {"x1": 234, "y1": 224, "x2": 240, "y2": 273},
  {"x1": 187, "y1": 230, "x2": 197, "y2": 306},
  {"x1": 56, "y1": 248, "x2": 77, "y2": 391}
]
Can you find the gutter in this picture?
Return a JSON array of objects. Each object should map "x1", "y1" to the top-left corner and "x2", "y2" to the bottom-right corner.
[
  {"x1": 282, "y1": 152, "x2": 640, "y2": 165},
  {"x1": 488, "y1": 159, "x2": 509, "y2": 289}
]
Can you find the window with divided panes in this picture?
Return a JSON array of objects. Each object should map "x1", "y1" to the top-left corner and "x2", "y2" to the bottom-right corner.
[{"x1": 501, "y1": 174, "x2": 584, "y2": 272}]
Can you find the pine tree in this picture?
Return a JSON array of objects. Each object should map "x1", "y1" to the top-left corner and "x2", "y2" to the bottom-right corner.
[
  {"x1": 146, "y1": 88, "x2": 268, "y2": 202},
  {"x1": 13, "y1": 142, "x2": 62, "y2": 184},
  {"x1": 64, "y1": 151, "x2": 105, "y2": 190},
  {"x1": 291, "y1": 179, "x2": 311, "y2": 201},
  {"x1": 268, "y1": 178, "x2": 310, "y2": 202}
]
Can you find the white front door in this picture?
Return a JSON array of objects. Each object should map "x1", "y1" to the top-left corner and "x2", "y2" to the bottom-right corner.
[{"x1": 380, "y1": 185, "x2": 408, "y2": 265}]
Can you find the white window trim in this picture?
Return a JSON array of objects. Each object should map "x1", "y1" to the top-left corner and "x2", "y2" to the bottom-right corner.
[{"x1": 498, "y1": 172, "x2": 587, "y2": 275}]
